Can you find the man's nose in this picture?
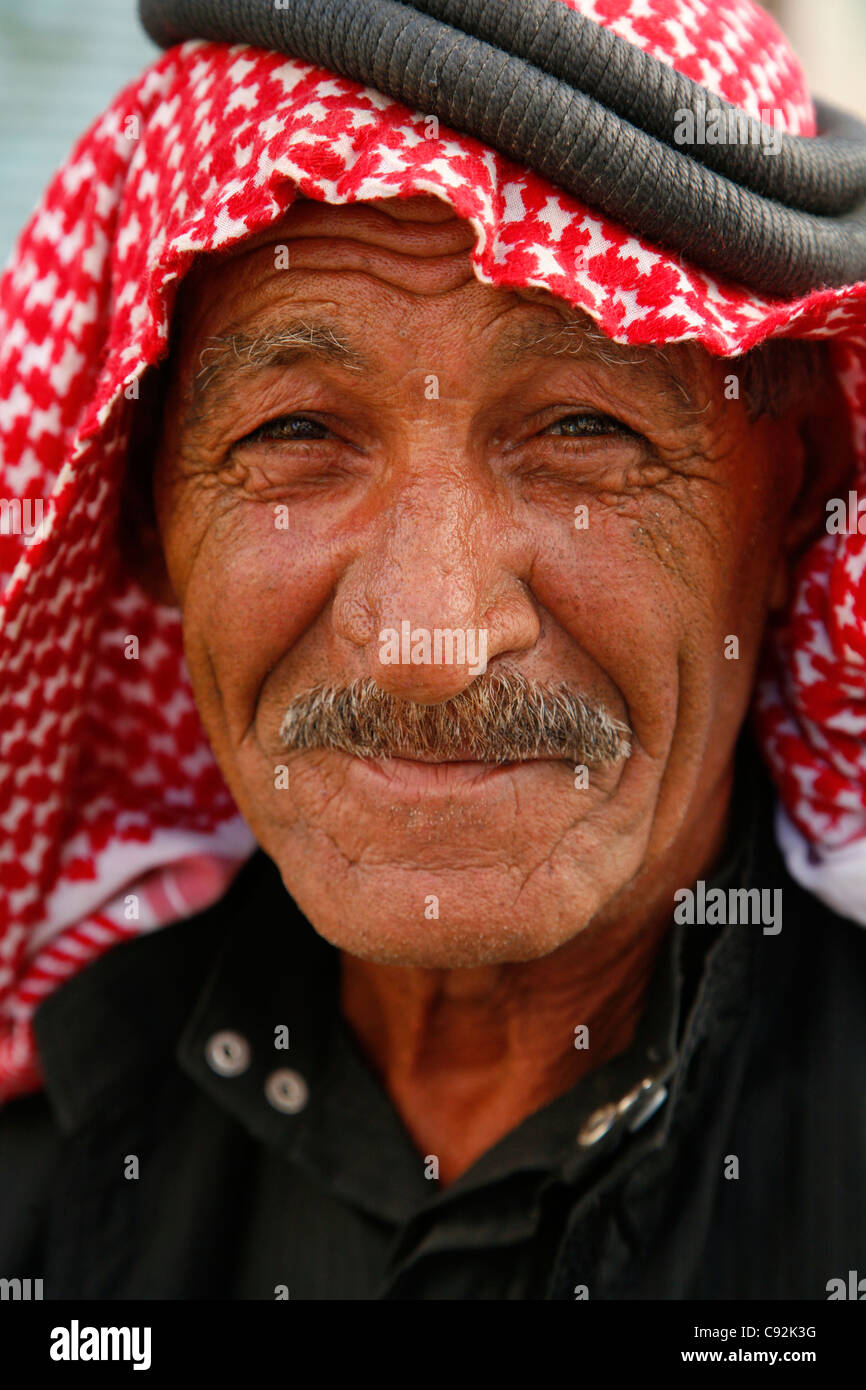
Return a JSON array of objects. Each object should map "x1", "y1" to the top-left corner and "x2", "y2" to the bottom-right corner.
[{"x1": 332, "y1": 477, "x2": 540, "y2": 702}]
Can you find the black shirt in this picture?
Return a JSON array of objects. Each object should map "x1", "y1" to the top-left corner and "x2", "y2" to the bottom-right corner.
[{"x1": 2, "y1": 748, "x2": 866, "y2": 1299}]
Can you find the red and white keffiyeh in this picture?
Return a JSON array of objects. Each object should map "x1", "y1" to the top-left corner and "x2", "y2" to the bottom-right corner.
[{"x1": 2, "y1": 0, "x2": 866, "y2": 1103}]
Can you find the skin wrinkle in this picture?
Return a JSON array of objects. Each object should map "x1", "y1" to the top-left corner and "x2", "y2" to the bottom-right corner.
[
  {"x1": 643, "y1": 472, "x2": 727, "y2": 572},
  {"x1": 140, "y1": 193, "x2": 855, "y2": 1184}
]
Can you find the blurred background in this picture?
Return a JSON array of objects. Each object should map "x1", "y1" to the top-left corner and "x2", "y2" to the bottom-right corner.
[{"x1": 0, "y1": 0, "x2": 864, "y2": 262}]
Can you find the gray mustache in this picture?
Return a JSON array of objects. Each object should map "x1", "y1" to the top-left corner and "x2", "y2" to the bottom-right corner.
[{"x1": 278, "y1": 668, "x2": 632, "y2": 766}]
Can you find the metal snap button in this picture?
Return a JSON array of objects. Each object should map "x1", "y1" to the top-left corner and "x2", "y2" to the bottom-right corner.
[
  {"x1": 627, "y1": 1083, "x2": 669, "y2": 1133},
  {"x1": 205, "y1": 1029, "x2": 251, "y2": 1077},
  {"x1": 265, "y1": 1068, "x2": 309, "y2": 1114},
  {"x1": 576, "y1": 1101, "x2": 618, "y2": 1147},
  {"x1": 616, "y1": 1076, "x2": 656, "y2": 1117}
]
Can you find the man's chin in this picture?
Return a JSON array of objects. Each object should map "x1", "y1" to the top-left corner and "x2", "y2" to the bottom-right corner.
[
  {"x1": 294, "y1": 911, "x2": 589, "y2": 970},
  {"x1": 270, "y1": 856, "x2": 609, "y2": 969},
  {"x1": 241, "y1": 746, "x2": 644, "y2": 966}
]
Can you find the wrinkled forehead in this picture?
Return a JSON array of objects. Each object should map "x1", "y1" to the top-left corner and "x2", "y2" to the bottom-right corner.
[
  {"x1": 175, "y1": 192, "x2": 499, "y2": 315},
  {"x1": 202, "y1": 192, "x2": 470, "y2": 254},
  {"x1": 159, "y1": 188, "x2": 835, "y2": 434},
  {"x1": 168, "y1": 192, "x2": 703, "y2": 387}
]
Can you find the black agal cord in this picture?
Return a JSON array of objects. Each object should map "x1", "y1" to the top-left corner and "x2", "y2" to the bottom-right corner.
[{"x1": 139, "y1": 0, "x2": 866, "y2": 297}]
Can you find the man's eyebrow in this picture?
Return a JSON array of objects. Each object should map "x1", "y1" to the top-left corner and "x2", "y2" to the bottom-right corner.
[
  {"x1": 489, "y1": 316, "x2": 704, "y2": 415},
  {"x1": 192, "y1": 318, "x2": 370, "y2": 399}
]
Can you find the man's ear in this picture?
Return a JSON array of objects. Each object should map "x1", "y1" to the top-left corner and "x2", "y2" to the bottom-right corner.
[
  {"x1": 768, "y1": 356, "x2": 857, "y2": 614},
  {"x1": 118, "y1": 364, "x2": 179, "y2": 608}
]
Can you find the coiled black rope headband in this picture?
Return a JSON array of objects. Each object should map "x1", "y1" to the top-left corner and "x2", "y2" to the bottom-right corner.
[{"x1": 139, "y1": 0, "x2": 866, "y2": 298}]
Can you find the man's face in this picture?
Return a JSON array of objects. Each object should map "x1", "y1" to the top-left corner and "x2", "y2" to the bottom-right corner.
[{"x1": 151, "y1": 194, "x2": 810, "y2": 967}]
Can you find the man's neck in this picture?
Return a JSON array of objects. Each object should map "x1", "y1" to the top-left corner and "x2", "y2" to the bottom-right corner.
[{"x1": 339, "y1": 763, "x2": 735, "y2": 1186}]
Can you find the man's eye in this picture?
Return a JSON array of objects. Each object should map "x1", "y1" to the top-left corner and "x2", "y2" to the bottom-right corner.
[
  {"x1": 241, "y1": 415, "x2": 331, "y2": 444},
  {"x1": 543, "y1": 413, "x2": 633, "y2": 438}
]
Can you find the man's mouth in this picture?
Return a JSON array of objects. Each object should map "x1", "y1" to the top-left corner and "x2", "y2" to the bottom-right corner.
[
  {"x1": 370, "y1": 748, "x2": 558, "y2": 765},
  {"x1": 342, "y1": 750, "x2": 572, "y2": 795}
]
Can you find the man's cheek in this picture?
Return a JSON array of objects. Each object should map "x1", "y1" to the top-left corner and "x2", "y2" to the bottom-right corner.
[
  {"x1": 170, "y1": 516, "x2": 335, "y2": 740},
  {"x1": 533, "y1": 538, "x2": 682, "y2": 724},
  {"x1": 177, "y1": 496, "x2": 321, "y2": 624}
]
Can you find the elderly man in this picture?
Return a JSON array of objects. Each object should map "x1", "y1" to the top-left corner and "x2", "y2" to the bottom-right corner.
[{"x1": 1, "y1": 0, "x2": 866, "y2": 1303}]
